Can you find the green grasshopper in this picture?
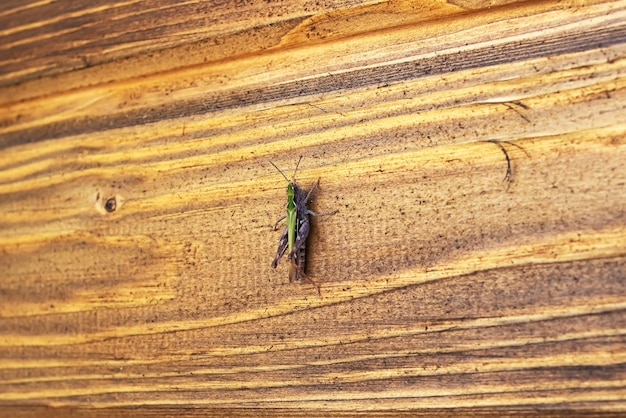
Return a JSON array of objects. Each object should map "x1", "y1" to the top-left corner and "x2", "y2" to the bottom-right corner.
[{"x1": 270, "y1": 157, "x2": 336, "y2": 294}]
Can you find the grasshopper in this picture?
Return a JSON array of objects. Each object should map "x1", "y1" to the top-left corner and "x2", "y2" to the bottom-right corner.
[{"x1": 270, "y1": 157, "x2": 336, "y2": 294}]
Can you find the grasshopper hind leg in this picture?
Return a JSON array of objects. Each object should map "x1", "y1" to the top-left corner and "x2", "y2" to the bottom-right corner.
[
  {"x1": 290, "y1": 241, "x2": 321, "y2": 297},
  {"x1": 291, "y1": 259, "x2": 321, "y2": 297},
  {"x1": 271, "y1": 226, "x2": 289, "y2": 268}
]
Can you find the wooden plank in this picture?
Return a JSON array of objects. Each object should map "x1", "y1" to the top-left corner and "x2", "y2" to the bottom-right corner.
[{"x1": 1, "y1": 0, "x2": 625, "y2": 414}]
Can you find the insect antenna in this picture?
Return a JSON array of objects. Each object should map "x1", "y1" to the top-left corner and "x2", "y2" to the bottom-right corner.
[
  {"x1": 269, "y1": 160, "x2": 290, "y2": 183},
  {"x1": 270, "y1": 155, "x2": 304, "y2": 183},
  {"x1": 291, "y1": 155, "x2": 303, "y2": 182}
]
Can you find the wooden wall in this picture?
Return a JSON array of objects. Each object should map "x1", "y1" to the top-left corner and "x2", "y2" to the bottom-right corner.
[{"x1": 1, "y1": 0, "x2": 625, "y2": 415}]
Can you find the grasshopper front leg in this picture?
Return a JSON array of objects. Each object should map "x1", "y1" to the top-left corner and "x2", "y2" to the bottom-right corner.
[
  {"x1": 305, "y1": 179, "x2": 337, "y2": 218},
  {"x1": 272, "y1": 215, "x2": 286, "y2": 231}
]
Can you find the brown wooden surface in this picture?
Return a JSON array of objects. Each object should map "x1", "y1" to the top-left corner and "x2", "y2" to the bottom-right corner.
[{"x1": 1, "y1": 0, "x2": 626, "y2": 415}]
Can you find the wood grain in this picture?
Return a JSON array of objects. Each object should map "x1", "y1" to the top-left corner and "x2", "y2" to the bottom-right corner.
[{"x1": 1, "y1": 0, "x2": 625, "y2": 415}]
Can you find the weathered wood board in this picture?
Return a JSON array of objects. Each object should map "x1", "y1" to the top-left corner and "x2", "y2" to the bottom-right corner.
[{"x1": 1, "y1": 0, "x2": 625, "y2": 415}]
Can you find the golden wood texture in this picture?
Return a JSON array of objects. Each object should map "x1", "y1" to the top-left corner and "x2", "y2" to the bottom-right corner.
[{"x1": 1, "y1": 0, "x2": 626, "y2": 414}]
